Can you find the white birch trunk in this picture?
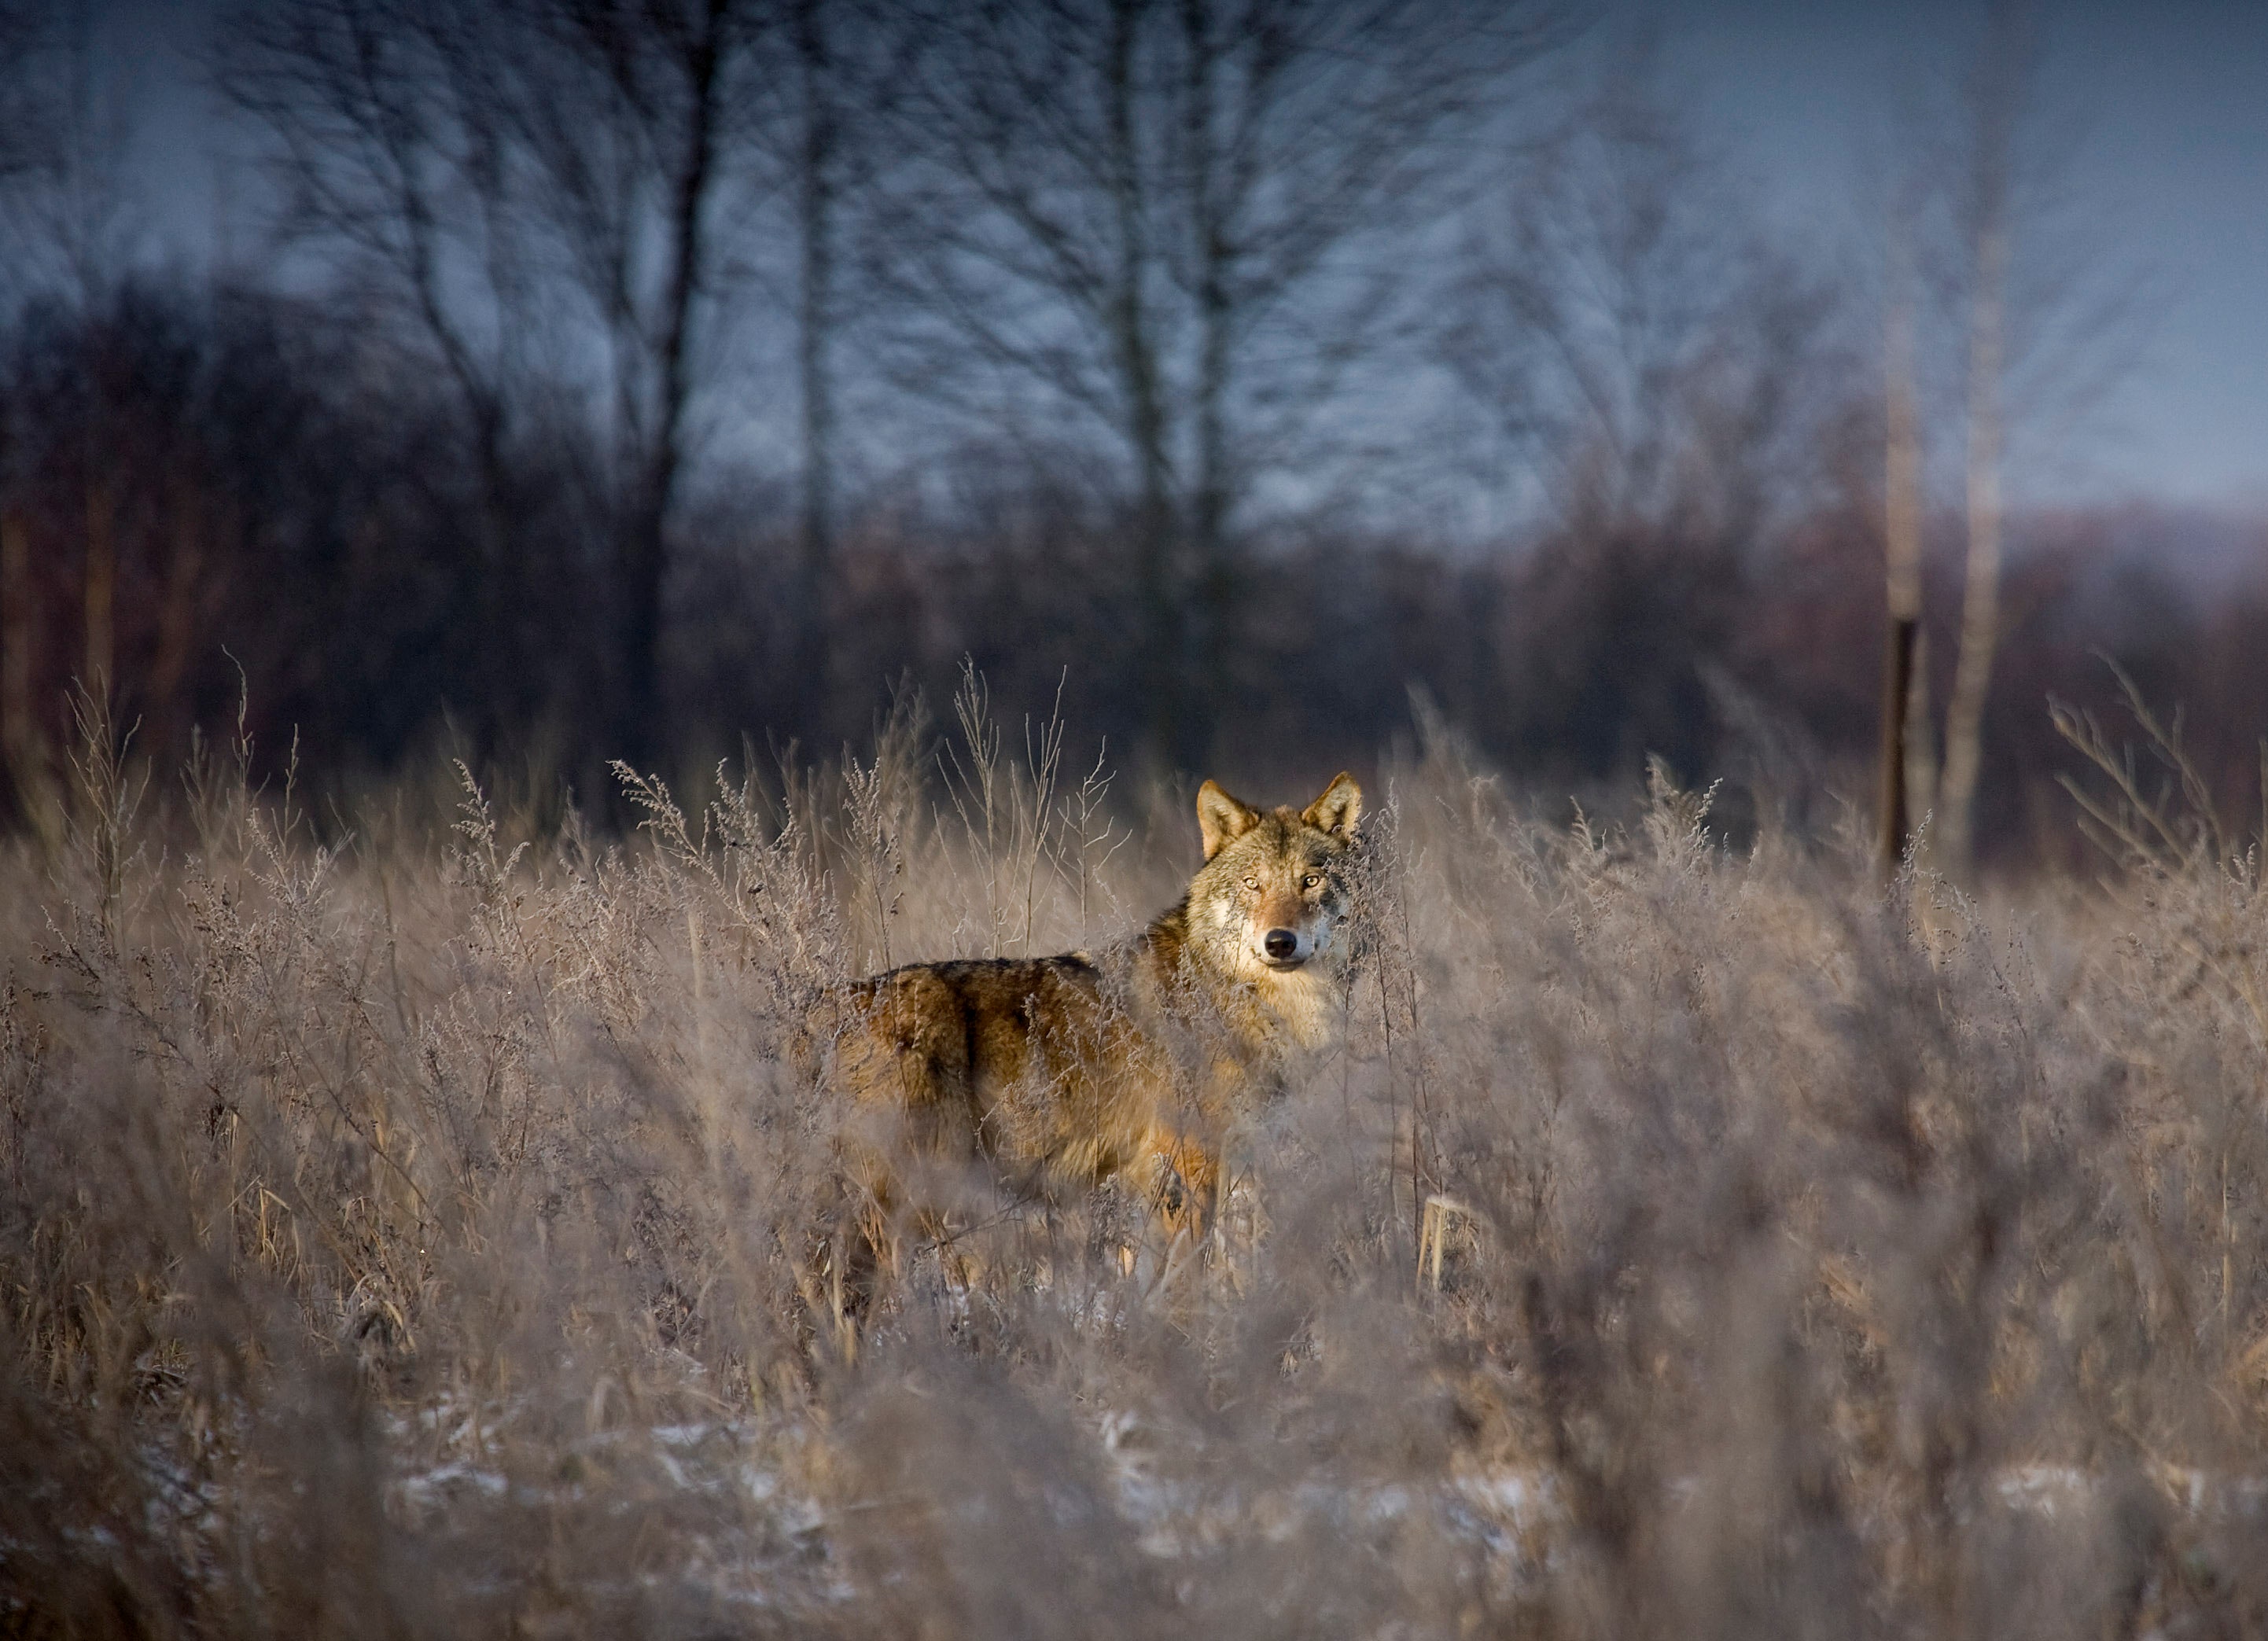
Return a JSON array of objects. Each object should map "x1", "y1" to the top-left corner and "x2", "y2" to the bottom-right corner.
[{"x1": 1939, "y1": 197, "x2": 2006, "y2": 881}]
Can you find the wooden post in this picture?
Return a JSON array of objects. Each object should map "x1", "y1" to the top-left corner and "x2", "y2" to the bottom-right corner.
[{"x1": 1878, "y1": 201, "x2": 1926, "y2": 874}]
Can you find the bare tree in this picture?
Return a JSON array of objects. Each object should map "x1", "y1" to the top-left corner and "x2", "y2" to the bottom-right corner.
[
  {"x1": 0, "y1": 2, "x2": 57, "y2": 805},
  {"x1": 0, "y1": 0, "x2": 150, "y2": 800},
  {"x1": 865, "y1": 0, "x2": 1559, "y2": 771},
  {"x1": 1442, "y1": 61, "x2": 1835, "y2": 557},
  {"x1": 1934, "y1": 0, "x2": 2023, "y2": 881},
  {"x1": 787, "y1": 0, "x2": 839, "y2": 727},
  {"x1": 1441, "y1": 57, "x2": 1870, "y2": 804},
  {"x1": 224, "y1": 2, "x2": 552, "y2": 746},
  {"x1": 532, "y1": 0, "x2": 749, "y2": 765},
  {"x1": 0, "y1": 2, "x2": 148, "y2": 311},
  {"x1": 756, "y1": 0, "x2": 878, "y2": 734},
  {"x1": 222, "y1": 0, "x2": 768, "y2": 767},
  {"x1": 1899, "y1": 0, "x2": 2145, "y2": 878}
]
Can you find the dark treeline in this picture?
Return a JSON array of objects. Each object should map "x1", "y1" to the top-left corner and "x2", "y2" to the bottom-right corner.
[{"x1": 0, "y1": 0, "x2": 2257, "y2": 869}]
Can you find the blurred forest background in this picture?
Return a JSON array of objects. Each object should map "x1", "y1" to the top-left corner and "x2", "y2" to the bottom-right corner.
[{"x1": 0, "y1": 0, "x2": 2262, "y2": 874}]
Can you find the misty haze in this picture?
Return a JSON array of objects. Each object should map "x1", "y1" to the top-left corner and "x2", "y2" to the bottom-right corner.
[{"x1": 4, "y1": 0, "x2": 2267, "y2": 1634}]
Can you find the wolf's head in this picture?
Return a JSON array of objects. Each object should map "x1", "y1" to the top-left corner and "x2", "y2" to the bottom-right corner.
[{"x1": 1184, "y1": 772, "x2": 1364, "y2": 979}]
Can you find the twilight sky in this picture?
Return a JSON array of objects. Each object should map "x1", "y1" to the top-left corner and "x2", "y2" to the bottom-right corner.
[
  {"x1": 1653, "y1": 0, "x2": 2266, "y2": 510},
  {"x1": 83, "y1": 0, "x2": 2268, "y2": 515}
]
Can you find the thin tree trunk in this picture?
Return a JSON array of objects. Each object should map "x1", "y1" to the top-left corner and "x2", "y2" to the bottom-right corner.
[
  {"x1": 793, "y1": 0, "x2": 838, "y2": 738},
  {"x1": 1939, "y1": 189, "x2": 2008, "y2": 880},
  {"x1": 1877, "y1": 616, "x2": 1919, "y2": 870},
  {"x1": 1103, "y1": 0, "x2": 1179, "y2": 773},
  {"x1": 401, "y1": 154, "x2": 520, "y2": 755},
  {"x1": 469, "y1": 409, "x2": 522, "y2": 756},
  {"x1": 1180, "y1": 0, "x2": 1232, "y2": 776},
  {"x1": 617, "y1": 0, "x2": 726, "y2": 770},
  {"x1": 388, "y1": 75, "x2": 518, "y2": 749},
  {"x1": 1905, "y1": 631, "x2": 1935, "y2": 837},
  {"x1": 1, "y1": 509, "x2": 32, "y2": 804},
  {"x1": 1877, "y1": 204, "x2": 1925, "y2": 874},
  {"x1": 83, "y1": 476, "x2": 115, "y2": 696},
  {"x1": 149, "y1": 462, "x2": 219, "y2": 755}
]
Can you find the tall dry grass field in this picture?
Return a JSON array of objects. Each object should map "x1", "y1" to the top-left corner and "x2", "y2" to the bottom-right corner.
[{"x1": 4, "y1": 685, "x2": 2266, "y2": 1638}]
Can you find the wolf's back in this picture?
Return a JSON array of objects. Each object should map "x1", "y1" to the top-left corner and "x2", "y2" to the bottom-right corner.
[{"x1": 824, "y1": 953, "x2": 1173, "y2": 1184}]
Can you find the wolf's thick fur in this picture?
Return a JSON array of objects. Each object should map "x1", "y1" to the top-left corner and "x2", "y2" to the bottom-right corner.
[{"x1": 823, "y1": 773, "x2": 1364, "y2": 1279}]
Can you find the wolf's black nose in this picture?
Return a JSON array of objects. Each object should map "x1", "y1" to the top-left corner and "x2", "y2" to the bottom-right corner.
[{"x1": 1263, "y1": 929, "x2": 1298, "y2": 960}]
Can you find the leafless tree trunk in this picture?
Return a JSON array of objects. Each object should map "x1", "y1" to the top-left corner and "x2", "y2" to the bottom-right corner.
[
  {"x1": 1937, "y1": 2, "x2": 2022, "y2": 881},
  {"x1": 1937, "y1": 212, "x2": 2004, "y2": 879},
  {"x1": 3, "y1": 5, "x2": 123, "y2": 738},
  {"x1": 223, "y1": 0, "x2": 762, "y2": 770},
  {"x1": 789, "y1": 0, "x2": 839, "y2": 730},
  {"x1": 1178, "y1": 0, "x2": 1237, "y2": 772},
  {"x1": 223, "y1": 1, "x2": 538, "y2": 747},
  {"x1": 80, "y1": 310, "x2": 118, "y2": 695},
  {"x1": 1103, "y1": 0, "x2": 1180, "y2": 765},
  {"x1": 594, "y1": 0, "x2": 732, "y2": 767},
  {"x1": 145, "y1": 460, "x2": 215, "y2": 755},
  {"x1": 81, "y1": 473, "x2": 114, "y2": 695},
  {"x1": 867, "y1": 0, "x2": 1556, "y2": 773},
  {"x1": 1876, "y1": 197, "x2": 1926, "y2": 874},
  {"x1": 1441, "y1": 61, "x2": 1829, "y2": 559},
  {"x1": 0, "y1": 506, "x2": 31, "y2": 801}
]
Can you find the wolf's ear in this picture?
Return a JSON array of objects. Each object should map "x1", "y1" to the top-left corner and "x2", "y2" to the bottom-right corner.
[
  {"x1": 1302, "y1": 771, "x2": 1362, "y2": 838},
  {"x1": 1196, "y1": 780, "x2": 1261, "y2": 860}
]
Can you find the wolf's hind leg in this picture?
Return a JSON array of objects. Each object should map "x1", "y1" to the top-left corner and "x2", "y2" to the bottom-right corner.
[
  {"x1": 805, "y1": 1176, "x2": 897, "y2": 1360},
  {"x1": 1147, "y1": 1132, "x2": 1222, "y2": 1245}
]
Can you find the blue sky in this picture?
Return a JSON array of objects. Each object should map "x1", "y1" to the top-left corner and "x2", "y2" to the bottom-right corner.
[
  {"x1": 78, "y1": 0, "x2": 2268, "y2": 517},
  {"x1": 1654, "y1": 0, "x2": 2266, "y2": 510}
]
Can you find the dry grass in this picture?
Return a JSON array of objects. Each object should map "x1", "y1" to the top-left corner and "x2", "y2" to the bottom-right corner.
[{"x1": 4, "y1": 683, "x2": 2267, "y2": 1639}]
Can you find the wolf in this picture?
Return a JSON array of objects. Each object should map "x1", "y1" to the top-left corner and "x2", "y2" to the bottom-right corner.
[{"x1": 818, "y1": 771, "x2": 1364, "y2": 1297}]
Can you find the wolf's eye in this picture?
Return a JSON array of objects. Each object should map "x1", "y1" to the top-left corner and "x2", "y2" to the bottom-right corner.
[
  {"x1": 1302, "y1": 874, "x2": 1320, "y2": 889},
  {"x1": 1242, "y1": 877, "x2": 1259, "y2": 892}
]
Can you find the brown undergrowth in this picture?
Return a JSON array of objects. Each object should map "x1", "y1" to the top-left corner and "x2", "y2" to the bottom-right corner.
[{"x1": 3, "y1": 683, "x2": 2266, "y2": 1638}]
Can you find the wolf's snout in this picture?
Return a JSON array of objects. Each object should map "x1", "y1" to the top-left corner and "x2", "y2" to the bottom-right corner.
[{"x1": 1262, "y1": 928, "x2": 1299, "y2": 961}]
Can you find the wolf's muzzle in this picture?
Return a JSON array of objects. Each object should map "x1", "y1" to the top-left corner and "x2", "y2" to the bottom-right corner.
[{"x1": 1262, "y1": 928, "x2": 1301, "y2": 962}]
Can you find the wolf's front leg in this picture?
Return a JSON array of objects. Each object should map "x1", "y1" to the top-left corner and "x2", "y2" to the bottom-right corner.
[{"x1": 1146, "y1": 1130, "x2": 1222, "y2": 1245}]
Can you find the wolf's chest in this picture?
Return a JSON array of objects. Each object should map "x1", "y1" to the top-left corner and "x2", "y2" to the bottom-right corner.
[{"x1": 1251, "y1": 965, "x2": 1343, "y2": 1054}]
